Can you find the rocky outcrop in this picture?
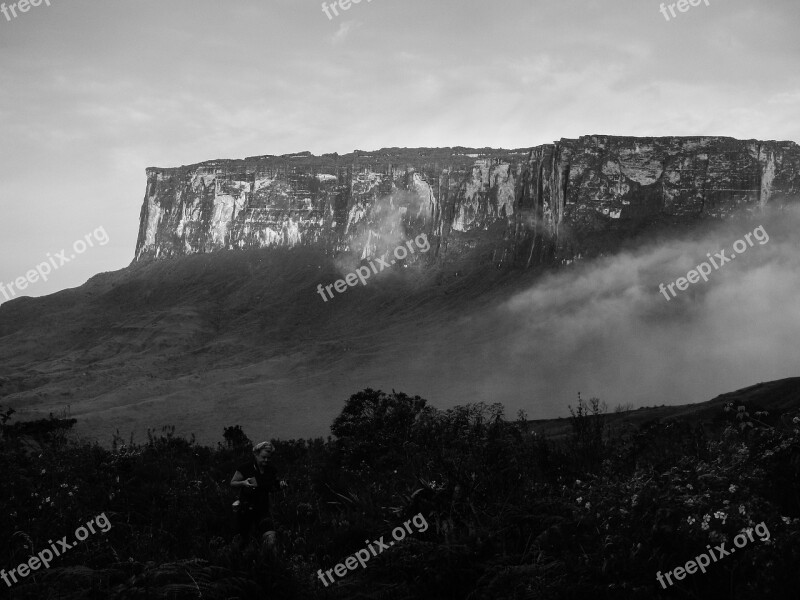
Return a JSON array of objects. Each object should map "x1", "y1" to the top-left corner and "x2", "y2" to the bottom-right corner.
[{"x1": 135, "y1": 136, "x2": 800, "y2": 267}]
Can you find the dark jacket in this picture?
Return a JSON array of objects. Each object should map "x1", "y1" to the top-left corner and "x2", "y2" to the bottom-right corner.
[{"x1": 236, "y1": 461, "x2": 279, "y2": 513}]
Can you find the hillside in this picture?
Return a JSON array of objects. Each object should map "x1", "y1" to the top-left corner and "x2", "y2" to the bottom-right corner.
[
  {"x1": 0, "y1": 245, "x2": 542, "y2": 443},
  {"x1": 529, "y1": 377, "x2": 800, "y2": 439},
  {"x1": 3, "y1": 204, "x2": 800, "y2": 445}
]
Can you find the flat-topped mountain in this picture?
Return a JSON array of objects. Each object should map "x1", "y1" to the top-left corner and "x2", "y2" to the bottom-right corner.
[
  {"x1": 136, "y1": 136, "x2": 800, "y2": 267},
  {"x1": 1, "y1": 135, "x2": 799, "y2": 444}
]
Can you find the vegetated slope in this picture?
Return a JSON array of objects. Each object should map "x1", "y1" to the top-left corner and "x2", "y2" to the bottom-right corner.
[
  {"x1": 528, "y1": 377, "x2": 800, "y2": 439},
  {"x1": 3, "y1": 206, "x2": 799, "y2": 445},
  {"x1": 0, "y1": 246, "x2": 541, "y2": 443}
]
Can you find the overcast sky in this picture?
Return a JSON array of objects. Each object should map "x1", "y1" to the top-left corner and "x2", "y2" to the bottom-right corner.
[{"x1": 0, "y1": 0, "x2": 798, "y2": 301}]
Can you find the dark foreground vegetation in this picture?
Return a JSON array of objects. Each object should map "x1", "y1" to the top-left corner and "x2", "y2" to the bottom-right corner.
[{"x1": 1, "y1": 387, "x2": 799, "y2": 600}]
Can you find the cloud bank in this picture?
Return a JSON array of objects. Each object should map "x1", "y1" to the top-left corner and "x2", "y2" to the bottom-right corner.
[{"x1": 397, "y1": 206, "x2": 800, "y2": 418}]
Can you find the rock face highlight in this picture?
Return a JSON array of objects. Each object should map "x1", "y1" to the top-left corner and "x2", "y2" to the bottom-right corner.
[{"x1": 135, "y1": 136, "x2": 800, "y2": 267}]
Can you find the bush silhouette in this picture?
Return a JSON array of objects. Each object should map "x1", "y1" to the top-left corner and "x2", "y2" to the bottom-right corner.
[{"x1": 2, "y1": 392, "x2": 800, "y2": 599}]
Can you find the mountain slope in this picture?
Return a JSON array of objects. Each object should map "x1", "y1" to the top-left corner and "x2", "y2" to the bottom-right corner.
[
  {"x1": 529, "y1": 377, "x2": 800, "y2": 439},
  {"x1": 0, "y1": 245, "x2": 541, "y2": 442},
  {"x1": 3, "y1": 136, "x2": 800, "y2": 444}
]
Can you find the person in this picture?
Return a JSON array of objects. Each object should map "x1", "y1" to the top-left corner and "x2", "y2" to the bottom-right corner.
[{"x1": 230, "y1": 440, "x2": 284, "y2": 553}]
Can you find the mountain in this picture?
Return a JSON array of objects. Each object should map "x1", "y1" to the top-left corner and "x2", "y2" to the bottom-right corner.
[
  {"x1": 2, "y1": 136, "x2": 799, "y2": 444},
  {"x1": 135, "y1": 136, "x2": 800, "y2": 268},
  {"x1": 0, "y1": 245, "x2": 540, "y2": 443}
]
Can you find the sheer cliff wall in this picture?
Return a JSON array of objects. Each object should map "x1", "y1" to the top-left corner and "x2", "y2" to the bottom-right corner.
[{"x1": 135, "y1": 136, "x2": 800, "y2": 267}]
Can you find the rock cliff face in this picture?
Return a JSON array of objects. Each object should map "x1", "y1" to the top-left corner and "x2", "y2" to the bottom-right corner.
[{"x1": 135, "y1": 136, "x2": 800, "y2": 267}]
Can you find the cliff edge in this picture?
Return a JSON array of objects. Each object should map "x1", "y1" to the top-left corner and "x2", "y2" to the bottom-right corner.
[{"x1": 135, "y1": 136, "x2": 800, "y2": 267}]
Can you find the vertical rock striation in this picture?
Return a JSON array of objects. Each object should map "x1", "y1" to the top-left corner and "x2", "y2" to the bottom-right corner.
[{"x1": 135, "y1": 136, "x2": 800, "y2": 267}]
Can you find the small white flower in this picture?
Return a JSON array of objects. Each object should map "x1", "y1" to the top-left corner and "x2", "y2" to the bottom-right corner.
[
  {"x1": 687, "y1": 516, "x2": 696, "y2": 525},
  {"x1": 585, "y1": 502, "x2": 591, "y2": 509},
  {"x1": 40, "y1": 469, "x2": 46, "y2": 475},
  {"x1": 739, "y1": 505, "x2": 746, "y2": 515},
  {"x1": 729, "y1": 484, "x2": 737, "y2": 493},
  {"x1": 782, "y1": 516, "x2": 791, "y2": 524},
  {"x1": 575, "y1": 480, "x2": 582, "y2": 485},
  {"x1": 701, "y1": 521, "x2": 710, "y2": 531},
  {"x1": 576, "y1": 497, "x2": 583, "y2": 504},
  {"x1": 686, "y1": 484, "x2": 694, "y2": 490}
]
